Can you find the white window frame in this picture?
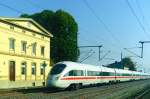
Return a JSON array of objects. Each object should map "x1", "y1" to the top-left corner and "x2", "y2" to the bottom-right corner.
[
  {"x1": 9, "y1": 38, "x2": 15, "y2": 50},
  {"x1": 32, "y1": 43, "x2": 36, "y2": 55},
  {"x1": 21, "y1": 41, "x2": 27, "y2": 53},
  {"x1": 21, "y1": 62, "x2": 26, "y2": 75},
  {"x1": 31, "y1": 63, "x2": 36, "y2": 75}
]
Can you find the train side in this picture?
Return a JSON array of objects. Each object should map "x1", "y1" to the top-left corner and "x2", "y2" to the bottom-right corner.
[{"x1": 47, "y1": 61, "x2": 150, "y2": 89}]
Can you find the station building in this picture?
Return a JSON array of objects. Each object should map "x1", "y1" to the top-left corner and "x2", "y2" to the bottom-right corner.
[{"x1": 0, "y1": 17, "x2": 53, "y2": 88}]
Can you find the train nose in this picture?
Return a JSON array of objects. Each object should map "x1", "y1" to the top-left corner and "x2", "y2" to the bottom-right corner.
[{"x1": 47, "y1": 75, "x2": 59, "y2": 87}]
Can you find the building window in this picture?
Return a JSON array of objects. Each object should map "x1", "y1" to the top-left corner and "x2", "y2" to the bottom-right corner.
[
  {"x1": 41, "y1": 46, "x2": 45, "y2": 56},
  {"x1": 21, "y1": 62, "x2": 26, "y2": 75},
  {"x1": 21, "y1": 41, "x2": 27, "y2": 53},
  {"x1": 40, "y1": 64, "x2": 44, "y2": 75},
  {"x1": 31, "y1": 63, "x2": 36, "y2": 75},
  {"x1": 32, "y1": 43, "x2": 36, "y2": 55},
  {"x1": 9, "y1": 38, "x2": 15, "y2": 50},
  {"x1": 10, "y1": 26, "x2": 14, "y2": 30}
]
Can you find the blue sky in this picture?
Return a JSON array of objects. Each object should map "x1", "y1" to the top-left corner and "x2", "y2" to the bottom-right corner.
[{"x1": 1, "y1": 0, "x2": 150, "y2": 72}]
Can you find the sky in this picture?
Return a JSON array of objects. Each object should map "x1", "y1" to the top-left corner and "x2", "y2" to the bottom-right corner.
[{"x1": 0, "y1": 0, "x2": 150, "y2": 72}]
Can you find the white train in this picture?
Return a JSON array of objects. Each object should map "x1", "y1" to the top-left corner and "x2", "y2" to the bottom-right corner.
[{"x1": 47, "y1": 61, "x2": 150, "y2": 89}]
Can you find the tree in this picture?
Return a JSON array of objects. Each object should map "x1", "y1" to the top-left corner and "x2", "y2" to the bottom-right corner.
[
  {"x1": 107, "y1": 57, "x2": 136, "y2": 71},
  {"x1": 122, "y1": 57, "x2": 136, "y2": 71},
  {"x1": 20, "y1": 10, "x2": 79, "y2": 64},
  {"x1": 21, "y1": 10, "x2": 54, "y2": 35}
]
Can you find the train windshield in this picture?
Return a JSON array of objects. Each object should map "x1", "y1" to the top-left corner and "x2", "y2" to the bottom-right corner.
[{"x1": 50, "y1": 64, "x2": 66, "y2": 75}]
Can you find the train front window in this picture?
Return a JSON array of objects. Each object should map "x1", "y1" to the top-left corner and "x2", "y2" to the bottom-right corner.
[{"x1": 50, "y1": 64, "x2": 66, "y2": 75}]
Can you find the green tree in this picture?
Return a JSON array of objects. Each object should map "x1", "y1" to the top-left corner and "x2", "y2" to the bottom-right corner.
[
  {"x1": 21, "y1": 10, "x2": 54, "y2": 35},
  {"x1": 21, "y1": 10, "x2": 79, "y2": 64},
  {"x1": 122, "y1": 57, "x2": 136, "y2": 71}
]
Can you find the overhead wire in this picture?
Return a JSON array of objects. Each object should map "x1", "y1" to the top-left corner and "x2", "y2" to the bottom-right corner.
[
  {"x1": 79, "y1": 49, "x2": 93, "y2": 60},
  {"x1": 135, "y1": 0, "x2": 150, "y2": 33},
  {"x1": 100, "y1": 50, "x2": 111, "y2": 61},
  {"x1": 79, "y1": 26, "x2": 123, "y2": 59},
  {"x1": 79, "y1": 27, "x2": 119, "y2": 50},
  {"x1": 82, "y1": 0, "x2": 122, "y2": 48},
  {"x1": 80, "y1": 50, "x2": 95, "y2": 63},
  {"x1": 81, "y1": 0, "x2": 124, "y2": 63},
  {"x1": 126, "y1": 0, "x2": 150, "y2": 70},
  {"x1": 27, "y1": 0, "x2": 44, "y2": 10},
  {"x1": 124, "y1": 48, "x2": 141, "y2": 58},
  {"x1": 0, "y1": 2, "x2": 24, "y2": 14},
  {"x1": 126, "y1": 0, "x2": 150, "y2": 40},
  {"x1": 79, "y1": 49, "x2": 93, "y2": 55}
]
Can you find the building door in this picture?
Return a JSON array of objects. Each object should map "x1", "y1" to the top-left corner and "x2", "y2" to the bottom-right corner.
[{"x1": 9, "y1": 61, "x2": 15, "y2": 81}]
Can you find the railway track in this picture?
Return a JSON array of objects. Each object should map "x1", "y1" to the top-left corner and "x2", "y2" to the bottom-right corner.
[
  {"x1": 58, "y1": 80, "x2": 144, "y2": 99},
  {"x1": 135, "y1": 88, "x2": 150, "y2": 99},
  {"x1": 0, "y1": 80, "x2": 149, "y2": 99}
]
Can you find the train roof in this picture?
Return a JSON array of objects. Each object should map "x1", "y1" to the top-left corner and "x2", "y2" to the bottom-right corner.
[
  {"x1": 56, "y1": 61, "x2": 150, "y2": 75},
  {"x1": 57, "y1": 61, "x2": 100, "y2": 69},
  {"x1": 57, "y1": 61, "x2": 115, "y2": 72}
]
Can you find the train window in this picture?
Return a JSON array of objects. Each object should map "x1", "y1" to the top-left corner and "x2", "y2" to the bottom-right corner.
[
  {"x1": 97, "y1": 72, "x2": 101, "y2": 76},
  {"x1": 68, "y1": 70, "x2": 74, "y2": 76},
  {"x1": 116, "y1": 73, "x2": 121, "y2": 76},
  {"x1": 68, "y1": 70, "x2": 84, "y2": 76},
  {"x1": 50, "y1": 64, "x2": 66, "y2": 75},
  {"x1": 87, "y1": 71, "x2": 93, "y2": 76},
  {"x1": 87, "y1": 71, "x2": 91, "y2": 76},
  {"x1": 116, "y1": 73, "x2": 131, "y2": 76},
  {"x1": 77, "y1": 70, "x2": 84, "y2": 76},
  {"x1": 101, "y1": 72, "x2": 110, "y2": 76},
  {"x1": 87, "y1": 71, "x2": 92, "y2": 76},
  {"x1": 109, "y1": 72, "x2": 115, "y2": 76},
  {"x1": 124, "y1": 74, "x2": 127, "y2": 76},
  {"x1": 122, "y1": 74, "x2": 125, "y2": 76},
  {"x1": 96, "y1": 72, "x2": 101, "y2": 76},
  {"x1": 87, "y1": 71, "x2": 100, "y2": 76}
]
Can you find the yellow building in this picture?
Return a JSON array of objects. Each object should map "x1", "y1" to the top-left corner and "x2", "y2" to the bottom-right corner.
[{"x1": 0, "y1": 17, "x2": 53, "y2": 89}]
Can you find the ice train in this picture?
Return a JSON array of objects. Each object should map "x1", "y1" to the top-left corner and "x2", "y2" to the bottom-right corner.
[{"x1": 47, "y1": 61, "x2": 150, "y2": 89}]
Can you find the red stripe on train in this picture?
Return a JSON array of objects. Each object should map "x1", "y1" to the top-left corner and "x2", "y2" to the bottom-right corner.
[
  {"x1": 61, "y1": 77, "x2": 96, "y2": 80},
  {"x1": 60, "y1": 76, "x2": 144, "y2": 80}
]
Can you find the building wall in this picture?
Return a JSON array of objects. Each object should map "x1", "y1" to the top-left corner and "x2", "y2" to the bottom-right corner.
[{"x1": 0, "y1": 19, "x2": 51, "y2": 89}]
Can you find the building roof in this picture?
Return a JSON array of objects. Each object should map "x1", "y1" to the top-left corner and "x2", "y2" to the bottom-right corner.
[{"x1": 0, "y1": 17, "x2": 53, "y2": 37}]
